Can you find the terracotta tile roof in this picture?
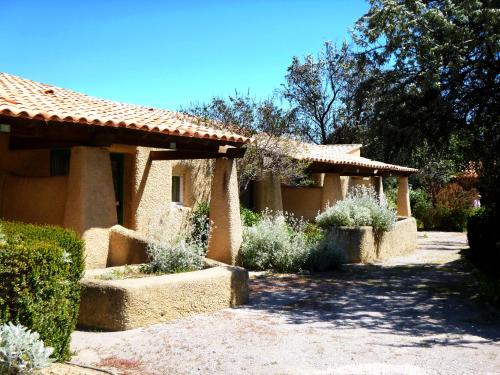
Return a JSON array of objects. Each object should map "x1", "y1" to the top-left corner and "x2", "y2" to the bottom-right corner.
[
  {"x1": 0, "y1": 72, "x2": 249, "y2": 144},
  {"x1": 291, "y1": 142, "x2": 417, "y2": 174}
]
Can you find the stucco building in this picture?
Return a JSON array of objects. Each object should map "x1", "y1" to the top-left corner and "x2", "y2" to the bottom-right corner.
[
  {"x1": 0, "y1": 72, "x2": 248, "y2": 268},
  {"x1": 252, "y1": 142, "x2": 417, "y2": 219}
]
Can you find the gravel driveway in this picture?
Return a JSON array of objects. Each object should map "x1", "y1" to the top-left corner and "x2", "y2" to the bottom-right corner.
[{"x1": 71, "y1": 232, "x2": 500, "y2": 375}]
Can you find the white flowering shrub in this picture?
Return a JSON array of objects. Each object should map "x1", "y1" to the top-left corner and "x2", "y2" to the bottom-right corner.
[
  {"x1": 142, "y1": 205, "x2": 209, "y2": 274},
  {"x1": 316, "y1": 186, "x2": 397, "y2": 232},
  {"x1": 239, "y1": 211, "x2": 314, "y2": 273},
  {"x1": 0, "y1": 322, "x2": 54, "y2": 374}
]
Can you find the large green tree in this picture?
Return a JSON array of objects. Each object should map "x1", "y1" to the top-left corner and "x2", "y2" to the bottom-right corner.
[{"x1": 353, "y1": 0, "x2": 499, "y2": 204}]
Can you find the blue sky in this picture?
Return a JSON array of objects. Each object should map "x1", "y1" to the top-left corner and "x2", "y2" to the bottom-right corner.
[{"x1": 2, "y1": 0, "x2": 368, "y2": 110}]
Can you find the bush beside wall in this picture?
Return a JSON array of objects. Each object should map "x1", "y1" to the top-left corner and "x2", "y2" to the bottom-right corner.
[{"x1": 0, "y1": 221, "x2": 84, "y2": 361}]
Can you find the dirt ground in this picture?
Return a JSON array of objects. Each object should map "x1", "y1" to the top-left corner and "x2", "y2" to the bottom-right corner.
[{"x1": 71, "y1": 232, "x2": 500, "y2": 375}]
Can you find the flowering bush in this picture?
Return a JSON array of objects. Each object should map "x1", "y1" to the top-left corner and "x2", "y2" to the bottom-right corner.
[
  {"x1": 142, "y1": 205, "x2": 210, "y2": 274},
  {"x1": 239, "y1": 211, "x2": 315, "y2": 273},
  {"x1": 316, "y1": 186, "x2": 396, "y2": 232},
  {"x1": 0, "y1": 322, "x2": 54, "y2": 374}
]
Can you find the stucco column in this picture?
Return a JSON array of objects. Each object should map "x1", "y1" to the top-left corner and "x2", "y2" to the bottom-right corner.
[
  {"x1": 397, "y1": 176, "x2": 411, "y2": 217},
  {"x1": 207, "y1": 158, "x2": 243, "y2": 265},
  {"x1": 321, "y1": 173, "x2": 343, "y2": 209},
  {"x1": 64, "y1": 146, "x2": 117, "y2": 268},
  {"x1": 374, "y1": 176, "x2": 384, "y2": 200},
  {"x1": 254, "y1": 171, "x2": 283, "y2": 213}
]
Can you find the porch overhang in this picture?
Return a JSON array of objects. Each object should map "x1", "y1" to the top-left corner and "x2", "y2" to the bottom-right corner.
[{"x1": 1, "y1": 115, "x2": 247, "y2": 155}]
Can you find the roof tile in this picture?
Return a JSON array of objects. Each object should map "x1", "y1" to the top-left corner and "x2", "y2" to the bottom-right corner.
[{"x1": 0, "y1": 72, "x2": 249, "y2": 144}]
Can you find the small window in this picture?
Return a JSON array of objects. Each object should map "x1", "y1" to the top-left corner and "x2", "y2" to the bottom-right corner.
[{"x1": 172, "y1": 175, "x2": 183, "y2": 205}]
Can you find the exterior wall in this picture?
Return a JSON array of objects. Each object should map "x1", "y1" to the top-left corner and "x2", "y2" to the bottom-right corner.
[
  {"x1": 126, "y1": 147, "x2": 212, "y2": 237},
  {"x1": 282, "y1": 186, "x2": 323, "y2": 220},
  {"x1": 78, "y1": 263, "x2": 249, "y2": 331},
  {"x1": 1, "y1": 175, "x2": 67, "y2": 226},
  {"x1": 107, "y1": 225, "x2": 149, "y2": 266},
  {"x1": 0, "y1": 134, "x2": 65, "y2": 225},
  {"x1": 324, "y1": 217, "x2": 417, "y2": 263},
  {"x1": 0, "y1": 134, "x2": 50, "y2": 177}
]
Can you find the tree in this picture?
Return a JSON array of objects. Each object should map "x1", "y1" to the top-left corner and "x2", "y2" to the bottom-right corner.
[
  {"x1": 353, "y1": 0, "x2": 500, "y2": 205},
  {"x1": 282, "y1": 41, "x2": 367, "y2": 145},
  {"x1": 183, "y1": 93, "x2": 310, "y2": 189}
]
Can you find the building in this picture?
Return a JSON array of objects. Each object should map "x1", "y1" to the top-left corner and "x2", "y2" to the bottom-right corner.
[{"x1": 0, "y1": 72, "x2": 248, "y2": 268}]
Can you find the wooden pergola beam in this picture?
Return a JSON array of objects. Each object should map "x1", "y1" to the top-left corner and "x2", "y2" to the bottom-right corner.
[
  {"x1": 307, "y1": 161, "x2": 412, "y2": 177},
  {"x1": 149, "y1": 147, "x2": 246, "y2": 160},
  {"x1": 2, "y1": 115, "x2": 247, "y2": 151}
]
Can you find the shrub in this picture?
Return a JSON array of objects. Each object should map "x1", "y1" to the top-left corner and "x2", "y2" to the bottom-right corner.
[
  {"x1": 316, "y1": 186, "x2": 396, "y2": 232},
  {"x1": 239, "y1": 212, "x2": 315, "y2": 273},
  {"x1": 467, "y1": 208, "x2": 500, "y2": 276},
  {"x1": 0, "y1": 322, "x2": 54, "y2": 374},
  {"x1": 143, "y1": 205, "x2": 206, "y2": 274},
  {"x1": 145, "y1": 239, "x2": 204, "y2": 274},
  {"x1": 307, "y1": 239, "x2": 343, "y2": 272},
  {"x1": 190, "y1": 202, "x2": 211, "y2": 251},
  {"x1": 0, "y1": 221, "x2": 84, "y2": 361},
  {"x1": 240, "y1": 207, "x2": 262, "y2": 227}
]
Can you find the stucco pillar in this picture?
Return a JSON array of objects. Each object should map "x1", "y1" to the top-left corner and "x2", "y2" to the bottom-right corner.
[
  {"x1": 254, "y1": 171, "x2": 283, "y2": 213},
  {"x1": 207, "y1": 158, "x2": 243, "y2": 265},
  {"x1": 311, "y1": 173, "x2": 324, "y2": 187},
  {"x1": 321, "y1": 173, "x2": 343, "y2": 209},
  {"x1": 340, "y1": 176, "x2": 349, "y2": 199},
  {"x1": 64, "y1": 146, "x2": 117, "y2": 268},
  {"x1": 397, "y1": 176, "x2": 411, "y2": 217},
  {"x1": 374, "y1": 176, "x2": 384, "y2": 200}
]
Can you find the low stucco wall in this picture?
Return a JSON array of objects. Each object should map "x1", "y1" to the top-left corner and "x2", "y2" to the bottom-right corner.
[
  {"x1": 78, "y1": 263, "x2": 249, "y2": 331},
  {"x1": 107, "y1": 225, "x2": 149, "y2": 266},
  {"x1": 282, "y1": 186, "x2": 322, "y2": 220},
  {"x1": 324, "y1": 217, "x2": 417, "y2": 263}
]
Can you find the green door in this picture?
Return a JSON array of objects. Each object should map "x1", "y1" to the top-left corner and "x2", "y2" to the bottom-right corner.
[{"x1": 110, "y1": 153, "x2": 124, "y2": 225}]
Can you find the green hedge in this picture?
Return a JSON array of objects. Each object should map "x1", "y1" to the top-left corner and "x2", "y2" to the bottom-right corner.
[{"x1": 0, "y1": 220, "x2": 84, "y2": 361}]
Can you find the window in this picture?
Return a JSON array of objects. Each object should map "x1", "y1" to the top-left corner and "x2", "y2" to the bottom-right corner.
[{"x1": 172, "y1": 175, "x2": 183, "y2": 205}]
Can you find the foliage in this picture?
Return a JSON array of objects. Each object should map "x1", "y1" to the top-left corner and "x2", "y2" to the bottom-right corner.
[
  {"x1": 184, "y1": 93, "x2": 310, "y2": 188},
  {"x1": 143, "y1": 205, "x2": 207, "y2": 274},
  {"x1": 239, "y1": 211, "x2": 319, "y2": 273},
  {"x1": 240, "y1": 207, "x2": 262, "y2": 227},
  {"x1": 353, "y1": 0, "x2": 500, "y2": 209},
  {"x1": 0, "y1": 322, "x2": 54, "y2": 374},
  {"x1": 145, "y1": 239, "x2": 204, "y2": 274},
  {"x1": 467, "y1": 208, "x2": 500, "y2": 276},
  {"x1": 190, "y1": 202, "x2": 211, "y2": 250},
  {"x1": 0, "y1": 221, "x2": 84, "y2": 361},
  {"x1": 307, "y1": 238, "x2": 343, "y2": 272},
  {"x1": 316, "y1": 186, "x2": 396, "y2": 232},
  {"x1": 282, "y1": 41, "x2": 367, "y2": 145},
  {"x1": 466, "y1": 208, "x2": 500, "y2": 308}
]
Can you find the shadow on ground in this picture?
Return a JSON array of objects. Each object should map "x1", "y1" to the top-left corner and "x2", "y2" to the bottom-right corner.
[{"x1": 247, "y1": 248, "x2": 500, "y2": 348}]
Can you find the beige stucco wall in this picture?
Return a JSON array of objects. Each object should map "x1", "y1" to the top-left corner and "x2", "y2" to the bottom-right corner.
[
  {"x1": 107, "y1": 225, "x2": 150, "y2": 266},
  {"x1": 126, "y1": 147, "x2": 212, "y2": 237},
  {"x1": 324, "y1": 217, "x2": 417, "y2": 263},
  {"x1": 0, "y1": 134, "x2": 51, "y2": 177},
  {"x1": 282, "y1": 186, "x2": 323, "y2": 220},
  {"x1": 1, "y1": 175, "x2": 67, "y2": 226},
  {"x1": 78, "y1": 263, "x2": 249, "y2": 331}
]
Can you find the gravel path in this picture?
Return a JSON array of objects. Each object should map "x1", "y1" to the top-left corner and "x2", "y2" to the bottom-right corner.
[{"x1": 72, "y1": 232, "x2": 500, "y2": 375}]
